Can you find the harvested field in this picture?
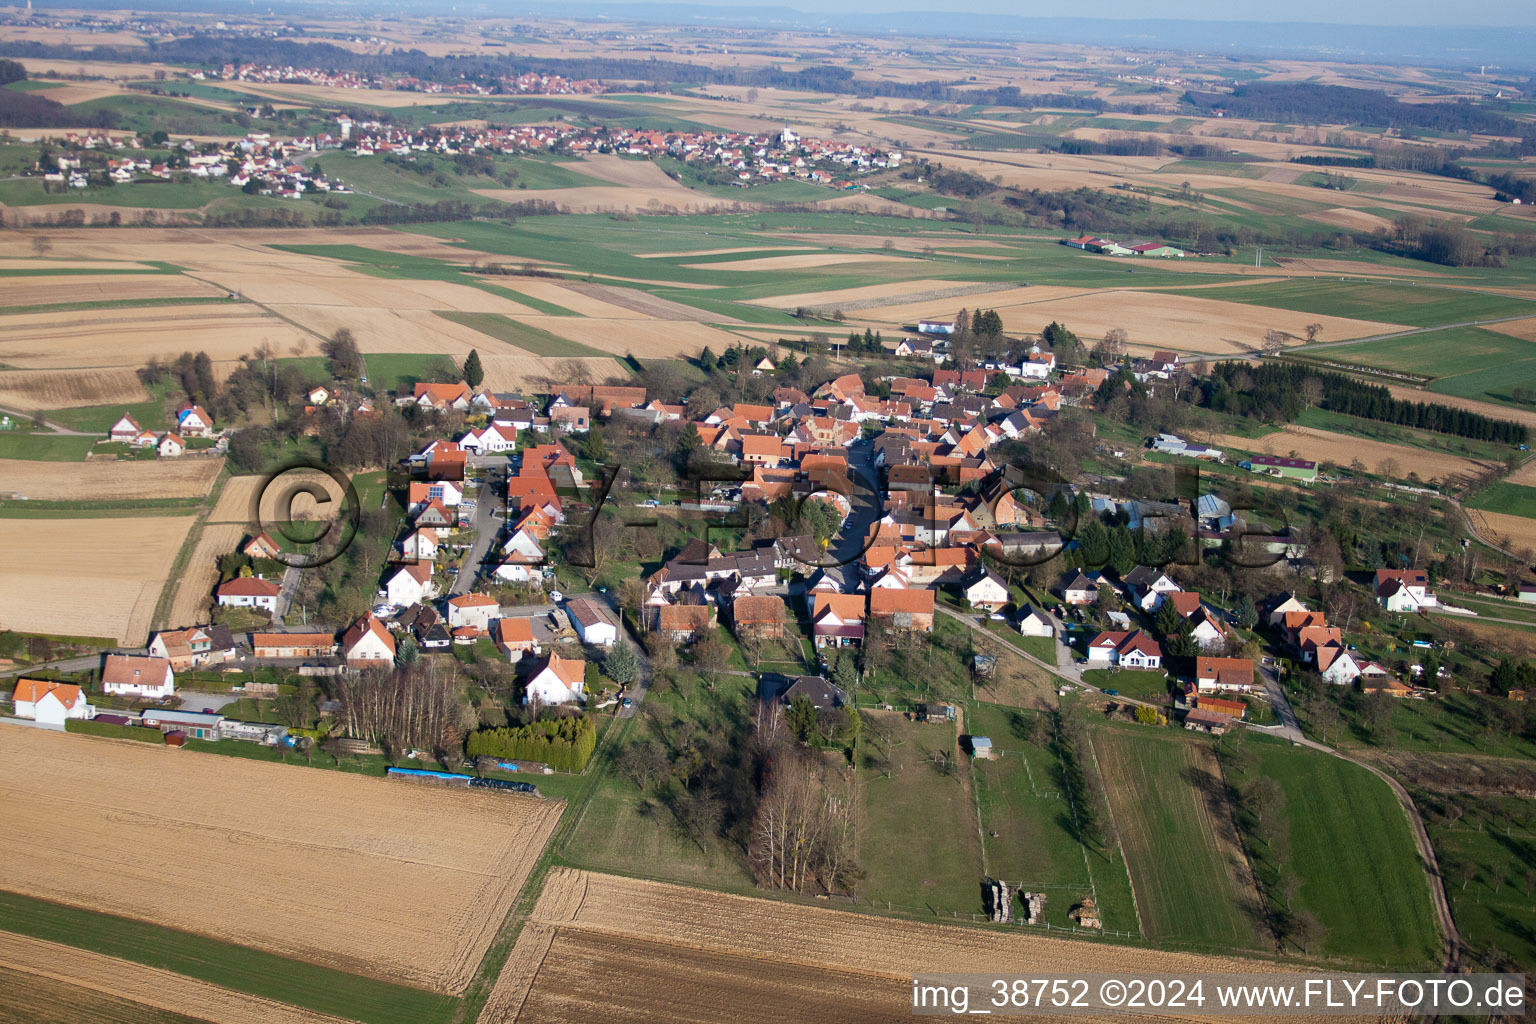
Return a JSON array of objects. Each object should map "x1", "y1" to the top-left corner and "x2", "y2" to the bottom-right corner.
[
  {"x1": 1204, "y1": 425, "x2": 1493, "y2": 484},
  {"x1": 232, "y1": 272, "x2": 540, "y2": 316},
  {"x1": 166, "y1": 523, "x2": 246, "y2": 628},
  {"x1": 0, "y1": 456, "x2": 222, "y2": 501},
  {"x1": 746, "y1": 278, "x2": 1013, "y2": 313},
  {"x1": 1269, "y1": 256, "x2": 1446, "y2": 278},
  {"x1": 476, "y1": 353, "x2": 627, "y2": 390},
  {"x1": 474, "y1": 184, "x2": 736, "y2": 213},
  {"x1": 635, "y1": 246, "x2": 814, "y2": 259},
  {"x1": 0, "y1": 515, "x2": 194, "y2": 644},
  {"x1": 573, "y1": 153, "x2": 692, "y2": 189},
  {"x1": 0, "y1": 307, "x2": 311, "y2": 370},
  {"x1": 0, "y1": 933, "x2": 351, "y2": 1024},
  {"x1": 0, "y1": 274, "x2": 223, "y2": 308},
  {"x1": 853, "y1": 284, "x2": 1086, "y2": 324},
  {"x1": 0, "y1": 728, "x2": 564, "y2": 994},
  {"x1": 519, "y1": 316, "x2": 742, "y2": 358},
  {"x1": 480, "y1": 869, "x2": 1309, "y2": 1024},
  {"x1": 0, "y1": 259, "x2": 158, "y2": 271},
  {"x1": 681, "y1": 252, "x2": 917, "y2": 272},
  {"x1": 1300, "y1": 208, "x2": 1400, "y2": 233},
  {"x1": 0, "y1": 368, "x2": 148, "y2": 411},
  {"x1": 1486, "y1": 316, "x2": 1536, "y2": 342}
]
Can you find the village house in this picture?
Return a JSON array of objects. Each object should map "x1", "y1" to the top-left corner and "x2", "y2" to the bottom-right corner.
[
  {"x1": 1375, "y1": 569, "x2": 1438, "y2": 613},
  {"x1": 1059, "y1": 571, "x2": 1098, "y2": 606},
  {"x1": 399, "y1": 527, "x2": 440, "y2": 562},
  {"x1": 1017, "y1": 604, "x2": 1054, "y2": 638},
  {"x1": 1085, "y1": 629, "x2": 1163, "y2": 670},
  {"x1": 216, "y1": 576, "x2": 280, "y2": 612},
  {"x1": 243, "y1": 532, "x2": 283, "y2": 560},
  {"x1": 158, "y1": 432, "x2": 185, "y2": 458},
  {"x1": 342, "y1": 614, "x2": 396, "y2": 666},
  {"x1": 869, "y1": 588, "x2": 935, "y2": 632},
  {"x1": 101, "y1": 654, "x2": 175, "y2": 699},
  {"x1": 11, "y1": 678, "x2": 93, "y2": 726},
  {"x1": 176, "y1": 404, "x2": 214, "y2": 437},
  {"x1": 108, "y1": 414, "x2": 141, "y2": 443},
  {"x1": 446, "y1": 593, "x2": 500, "y2": 633},
  {"x1": 730, "y1": 594, "x2": 787, "y2": 640},
  {"x1": 148, "y1": 626, "x2": 236, "y2": 669},
  {"x1": 812, "y1": 592, "x2": 866, "y2": 648},
  {"x1": 962, "y1": 567, "x2": 1010, "y2": 611},
  {"x1": 525, "y1": 652, "x2": 586, "y2": 706},
  {"x1": 655, "y1": 603, "x2": 714, "y2": 643},
  {"x1": 1195, "y1": 656, "x2": 1258, "y2": 694},
  {"x1": 1122, "y1": 566, "x2": 1180, "y2": 612},
  {"x1": 386, "y1": 562, "x2": 434, "y2": 607},
  {"x1": 495, "y1": 617, "x2": 539, "y2": 662}
]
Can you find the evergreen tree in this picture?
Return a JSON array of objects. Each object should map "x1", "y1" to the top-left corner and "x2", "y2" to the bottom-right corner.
[
  {"x1": 1155, "y1": 599, "x2": 1183, "y2": 639},
  {"x1": 605, "y1": 642, "x2": 639, "y2": 687},
  {"x1": 462, "y1": 348, "x2": 484, "y2": 388},
  {"x1": 1234, "y1": 593, "x2": 1259, "y2": 631},
  {"x1": 395, "y1": 633, "x2": 419, "y2": 667},
  {"x1": 1106, "y1": 527, "x2": 1138, "y2": 577}
]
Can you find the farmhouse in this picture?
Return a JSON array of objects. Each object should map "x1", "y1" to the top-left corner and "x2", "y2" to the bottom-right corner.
[
  {"x1": 148, "y1": 626, "x2": 236, "y2": 669},
  {"x1": 777, "y1": 674, "x2": 847, "y2": 710},
  {"x1": 252, "y1": 631, "x2": 337, "y2": 658},
  {"x1": 1375, "y1": 569, "x2": 1438, "y2": 613},
  {"x1": 101, "y1": 654, "x2": 175, "y2": 699},
  {"x1": 399, "y1": 527, "x2": 440, "y2": 562},
  {"x1": 730, "y1": 594, "x2": 787, "y2": 640},
  {"x1": 108, "y1": 414, "x2": 141, "y2": 442},
  {"x1": 525, "y1": 652, "x2": 586, "y2": 706},
  {"x1": 157, "y1": 432, "x2": 185, "y2": 458},
  {"x1": 216, "y1": 576, "x2": 280, "y2": 612},
  {"x1": 917, "y1": 319, "x2": 955, "y2": 336},
  {"x1": 342, "y1": 614, "x2": 396, "y2": 666},
  {"x1": 176, "y1": 404, "x2": 214, "y2": 437},
  {"x1": 962, "y1": 567, "x2": 1010, "y2": 611},
  {"x1": 11, "y1": 678, "x2": 92, "y2": 726},
  {"x1": 1059, "y1": 571, "x2": 1097, "y2": 606},
  {"x1": 1195, "y1": 657, "x2": 1257, "y2": 694},
  {"x1": 1123, "y1": 566, "x2": 1180, "y2": 612},
  {"x1": 811, "y1": 592, "x2": 866, "y2": 648},
  {"x1": 655, "y1": 603, "x2": 714, "y2": 642}
]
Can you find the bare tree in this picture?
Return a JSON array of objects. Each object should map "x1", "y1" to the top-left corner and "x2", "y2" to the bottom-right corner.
[
  {"x1": 30, "y1": 236, "x2": 51, "y2": 257},
  {"x1": 1303, "y1": 323, "x2": 1323, "y2": 343}
]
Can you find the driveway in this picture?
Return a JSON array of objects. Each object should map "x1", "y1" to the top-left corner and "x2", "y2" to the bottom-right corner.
[{"x1": 177, "y1": 691, "x2": 243, "y2": 714}]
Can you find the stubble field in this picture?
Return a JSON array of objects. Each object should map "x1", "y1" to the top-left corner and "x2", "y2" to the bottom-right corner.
[
  {"x1": 0, "y1": 273, "x2": 224, "y2": 307},
  {"x1": 1203, "y1": 425, "x2": 1493, "y2": 484},
  {"x1": 0, "y1": 515, "x2": 196, "y2": 644},
  {"x1": 0, "y1": 456, "x2": 223, "y2": 501},
  {"x1": 0, "y1": 306, "x2": 310, "y2": 370},
  {"x1": 0, "y1": 368, "x2": 150, "y2": 411},
  {"x1": 480, "y1": 869, "x2": 1311, "y2": 1024},
  {"x1": 0, "y1": 729, "x2": 564, "y2": 995}
]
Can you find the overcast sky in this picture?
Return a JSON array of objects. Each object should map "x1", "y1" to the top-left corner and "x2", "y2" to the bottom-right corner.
[{"x1": 672, "y1": 0, "x2": 1533, "y2": 28}]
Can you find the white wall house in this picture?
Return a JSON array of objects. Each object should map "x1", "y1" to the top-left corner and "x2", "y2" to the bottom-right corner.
[
  {"x1": 447, "y1": 594, "x2": 499, "y2": 633},
  {"x1": 525, "y1": 653, "x2": 586, "y2": 705},
  {"x1": 12, "y1": 678, "x2": 93, "y2": 726},
  {"x1": 101, "y1": 654, "x2": 175, "y2": 699},
  {"x1": 216, "y1": 577, "x2": 280, "y2": 612},
  {"x1": 342, "y1": 614, "x2": 396, "y2": 666},
  {"x1": 567, "y1": 598, "x2": 618, "y2": 647}
]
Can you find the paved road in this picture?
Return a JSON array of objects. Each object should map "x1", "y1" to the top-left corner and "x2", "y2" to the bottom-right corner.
[
  {"x1": 449, "y1": 477, "x2": 501, "y2": 597},
  {"x1": 274, "y1": 565, "x2": 302, "y2": 625},
  {"x1": 827, "y1": 438, "x2": 882, "y2": 569},
  {"x1": 0, "y1": 653, "x2": 113, "y2": 680}
]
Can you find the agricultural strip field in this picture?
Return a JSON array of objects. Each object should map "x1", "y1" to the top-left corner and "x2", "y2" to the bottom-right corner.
[
  {"x1": 1467, "y1": 509, "x2": 1536, "y2": 555},
  {"x1": 435, "y1": 311, "x2": 608, "y2": 357},
  {"x1": 0, "y1": 728, "x2": 563, "y2": 994},
  {"x1": 1093, "y1": 728, "x2": 1269, "y2": 951},
  {"x1": 0, "y1": 933, "x2": 355, "y2": 1024},
  {"x1": 166, "y1": 522, "x2": 246, "y2": 628},
  {"x1": 0, "y1": 456, "x2": 223, "y2": 501},
  {"x1": 967, "y1": 703, "x2": 1139, "y2": 932},
  {"x1": 858, "y1": 711, "x2": 983, "y2": 917},
  {"x1": 479, "y1": 869, "x2": 1309, "y2": 1024},
  {"x1": 1465, "y1": 481, "x2": 1536, "y2": 517},
  {"x1": 1237, "y1": 742, "x2": 1441, "y2": 966},
  {"x1": 0, "y1": 273, "x2": 226, "y2": 308},
  {"x1": 0, "y1": 515, "x2": 195, "y2": 644},
  {"x1": 0, "y1": 368, "x2": 150, "y2": 412},
  {"x1": 0, "y1": 306, "x2": 312, "y2": 371},
  {"x1": 1203, "y1": 426, "x2": 1493, "y2": 484},
  {"x1": 0, "y1": 962, "x2": 210, "y2": 1024},
  {"x1": 1155, "y1": 280, "x2": 1536, "y2": 328}
]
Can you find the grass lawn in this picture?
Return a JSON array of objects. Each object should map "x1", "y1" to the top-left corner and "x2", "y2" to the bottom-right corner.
[
  {"x1": 0, "y1": 433, "x2": 96, "y2": 461},
  {"x1": 1234, "y1": 740, "x2": 1441, "y2": 967},
  {"x1": 967, "y1": 703, "x2": 1139, "y2": 933},
  {"x1": 434, "y1": 310, "x2": 606, "y2": 357},
  {"x1": 1092, "y1": 725, "x2": 1269, "y2": 950},
  {"x1": 1081, "y1": 668, "x2": 1169, "y2": 701},
  {"x1": 356, "y1": 352, "x2": 461, "y2": 394},
  {"x1": 0, "y1": 891, "x2": 454, "y2": 1024},
  {"x1": 860, "y1": 614, "x2": 978, "y2": 706},
  {"x1": 1465, "y1": 480, "x2": 1536, "y2": 518},
  {"x1": 1325, "y1": 691, "x2": 1536, "y2": 760},
  {"x1": 859, "y1": 711, "x2": 983, "y2": 916}
]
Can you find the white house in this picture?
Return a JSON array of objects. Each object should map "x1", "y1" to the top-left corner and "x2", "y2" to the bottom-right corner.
[
  {"x1": 12, "y1": 678, "x2": 93, "y2": 726},
  {"x1": 385, "y1": 562, "x2": 434, "y2": 608},
  {"x1": 1186, "y1": 607, "x2": 1230, "y2": 653},
  {"x1": 1085, "y1": 629, "x2": 1162, "y2": 670},
  {"x1": 495, "y1": 529, "x2": 545, "y2": 582},
  {"x1": 525, "y1": 652, "x2": 586, "y2": 705},
  {"x1": 1375, "y1": 570, "x2": 1437, "y2": 613},
  {"x1": 1267, "y1": 593, "x2": 1309, "y2": 627},
  {"x1": 567, "y1": 597, "x2": 618, "y2": 647},
  {"x1": 1059, "y1": 571, "x2": 1097, "y2": 606},
  {"x1": 447, "y1": 593, "x2": 500, "y2": 633},
  {"x1": 157, "y1": 432, "x2": 185, "y2": 458},
  {"x1": 1122, "y1": 566, "x2": 1180, "y2": 612},
  {"x1": 342, "y1": 614, "x2": 396, "y2": 666},
  {"x1": 457, "y1": 424, "x2": 516, "y2": 454},
  {"x1": 399, "y1": 528, "x2": 439, "y2": 562},
  {"x1": 1196, "y1": 657, "x2": 1257, "y2": 694},
  {"x1": 1317, "y1": 646, "x2": 1363, "y2": 686},
  {"x1": 963, "y1": 567, "x2": 1010, "y2": 611},
  {"x1": 216, "y1": 576, "x2": 280, "y2": 612},
  {"x1": 176, "y1": 404, "x2": 214, "y2": 437},
  {"x1": 101, "y1": 654, "x2": 175, "y2": 699},
  {"x1": 1017, "y1": 604, "x2": 1054, "y2": 638},
  {"x1": 108, "y1": 414, "x2": 141, "y2": 442}
]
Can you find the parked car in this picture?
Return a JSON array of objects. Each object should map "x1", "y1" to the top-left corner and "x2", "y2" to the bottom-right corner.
[
  {"x1": 1103, "y1": 688, "x2": 1120, "y2": 697},
  {"x1": 549, "y1": 591, "x2": 564, "y2": 603},
  {"x1": 621, "y1": 698, "x2": 634, "y2": 709}
]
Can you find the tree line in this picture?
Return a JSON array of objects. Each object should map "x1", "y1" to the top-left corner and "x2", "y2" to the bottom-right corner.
[
  {"x1": 465, "y1": 714, "x2": 598, "y2": 773},
  {"x1": 1204, "y1": 361, "x2": 1527, "y2": 445},
  {"x1": 1184, "y1": 82, "x2": 1520, "y2": 137}
]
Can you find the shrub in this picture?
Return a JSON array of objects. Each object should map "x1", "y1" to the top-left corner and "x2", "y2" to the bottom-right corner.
[{"x1": 465, "y1": 714, "x2": 597, "y2": 772}]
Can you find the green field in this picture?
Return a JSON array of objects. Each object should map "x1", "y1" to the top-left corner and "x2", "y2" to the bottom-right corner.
[
  {"x1": 0, "y1": 892, "x2": 454, "y2": 1024},
  {"x1": 1416, "y1": 792, "x2": 1536, "y2": 972},
  {"x1": 859, "y1": 711, "x2": 984, "y2": 916},
  {"x1": 967, "y1": 703, "x2": 1139, "y2": 933},
  {"x1": 354, "y1": 352, "x2": 461, "y2": 394},
  {"x1": 1157, "y1": 280, "x2": 1536, "y2": 328},
  {"x1": 1466, "y1": 480, "x2": 1536, "y2": 517},
  {"x1": 0, "y1": 433, "x2": 96, "y2": 461},
  {"x1": 1321, "y1": 691, "x2": 1536, "y2": 760},
  {"x1": 1093, "y1": 726, "x2": 1269, "y2": 950},
  {"x1": 1234, "y1": 741, "x2": 1441, "y2": 966},
  {"x1": 434, "y1": 310, "x2": 606, "y2": 357}
]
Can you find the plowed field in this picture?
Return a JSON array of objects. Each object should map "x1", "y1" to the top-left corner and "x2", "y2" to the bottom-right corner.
[
  {"x1": 0, "y1": 456, "x2": 222, "y2": 501},
  {"x1": 1203, "y1": 425, "x2": 1492, "y2": 485},
  {"x1": 0, "y1": 729, "x2": 563, "y2": 994},
  {"x1": 0, "y1": 368, "x2": 149, "y2": 411},
  {"x1": 165, "y1": 522, "x2": 246, "y2": 628}
]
